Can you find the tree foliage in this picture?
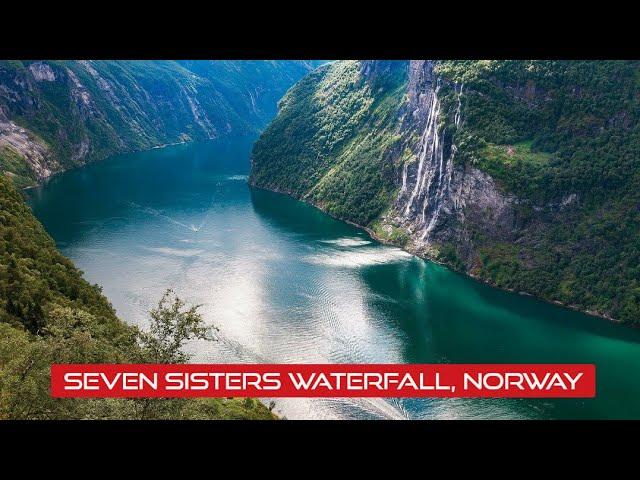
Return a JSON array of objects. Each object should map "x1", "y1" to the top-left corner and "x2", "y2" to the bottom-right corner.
[
  {"x1": 436, "y1": 61, "x2": 640, "y2": 323},
  {"x1": 0, "y1": 176, "x2": 274, "y2": 419},
  {"x1": 250, "y1": 61, "x2": 406, "y2": 225},
  {"x1": 138, "y1": 289, "x2": 217, "y2": 364}
]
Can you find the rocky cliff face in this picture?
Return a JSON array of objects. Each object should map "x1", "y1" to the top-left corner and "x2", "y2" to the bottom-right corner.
[
  {"x1": 380, "y1": 60, "x2": 518, "y2": 268},
  {"x1": 0, "y1": 60, "x2": 314, "y2": 187},
  {"x1": 0, "y1": 113, "x2": 57, "y2": 182},
  {"x1": 250, "y1": 59, "x2": 640, "y2": 323}
]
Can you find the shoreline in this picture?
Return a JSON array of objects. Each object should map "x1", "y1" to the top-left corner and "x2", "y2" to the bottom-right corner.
[
  {"x1": 20, "y1": 139, "x2": 193, "y2": 192},
  {"x1": 249, "y1": 182, "x2": 624, "y2": 327}
]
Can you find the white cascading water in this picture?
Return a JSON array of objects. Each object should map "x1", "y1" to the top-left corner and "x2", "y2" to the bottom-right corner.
[
  {"x1": 398, "y1": 82, "x2": 463, "y2": 242},
  {"x1": 454, "y1": 83, "x2": 463, "y2": 128}
]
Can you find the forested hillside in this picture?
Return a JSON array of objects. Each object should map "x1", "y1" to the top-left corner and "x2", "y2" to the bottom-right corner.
[
  {"x1": 251, "y1": 60, "x2": 640, "y2": 323},
  {"x1": 251, "y1": 61, "x2": 407, "y2": 225},
  {"x1": 0, "y1": 60, "x2": 314, "y2": 187},
  {"x1": 0, "y1": 175, "x2": 274, "y2": 419}
]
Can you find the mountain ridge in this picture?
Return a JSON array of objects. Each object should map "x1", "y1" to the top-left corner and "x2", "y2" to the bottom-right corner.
[{"x1": 0, "y1": 60, "x2": 315, "y2": 187}]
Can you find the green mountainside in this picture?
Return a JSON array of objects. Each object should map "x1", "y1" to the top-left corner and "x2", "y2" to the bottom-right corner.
[
  {"x1": 250, "y1": 60, "x2": 640, "y2": 324},
  {"x1": 251, "y1": 60, "x2": 407, "y2": 225},
  {"x1": 0, "y1": 60, "x2": 314, "y2": 187},
  {"x1": 0, "y1": 175, "x2": 274, "y2": 419}
]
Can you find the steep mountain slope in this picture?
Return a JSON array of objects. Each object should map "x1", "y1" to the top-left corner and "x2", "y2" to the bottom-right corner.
[
  {"x1": 251, "y1": 61, "x2": 406, "y2": 225},
  {"x1": 177, "y1": 60, "x2": 320, "y2": 129},
  {"x1": 0, "y1": 174, "x2": 274, "y2": 419},
  {"x1": 0, "y1": 60, "x2": 314, "y2": 187},
  {"x1": 250, "y1": 60, "x2": 640, "y2": 324}
]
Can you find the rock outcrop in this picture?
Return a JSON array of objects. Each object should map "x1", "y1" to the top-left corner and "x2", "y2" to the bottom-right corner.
[
  {"x1": 380, "y1": 61, "x2": 517, "y2": 266},
  {"x1": 0, "y1": 114, "x2": 57, "y2": 181}
]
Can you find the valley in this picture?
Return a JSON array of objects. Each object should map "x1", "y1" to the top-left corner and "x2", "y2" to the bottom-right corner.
[{"x1": 2, "y1": 59, "x2": 639, "y2": 420}]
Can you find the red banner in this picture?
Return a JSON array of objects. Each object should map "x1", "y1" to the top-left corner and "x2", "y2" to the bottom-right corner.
[{"x1": 50, "y1": 364, "x2": 595, "y2": 398}]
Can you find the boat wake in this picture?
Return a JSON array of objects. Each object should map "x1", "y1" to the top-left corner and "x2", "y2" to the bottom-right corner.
[
  {"x1": 319, "y1": 237, "x2": 372, "y2": 247},
  {"x1": 128, "y1": 201, "x2": 206, "y2": 232},
  {"x1": 304, "y1": 247, "x2": 411, "y2": 268}
]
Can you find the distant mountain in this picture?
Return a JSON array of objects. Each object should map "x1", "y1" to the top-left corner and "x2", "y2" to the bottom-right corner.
[
  {"x1": 250, "y1": 60, "x2": 640, "y2": 323},
  {"x1": 176, "y1": 60, "x2": 319, "y2": 129},
  {"x1": 0, "y1": 60, "x2": 315, "y2": 187}
]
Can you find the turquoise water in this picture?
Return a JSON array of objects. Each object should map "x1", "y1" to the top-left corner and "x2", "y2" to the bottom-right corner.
[{"x1": 26, "y1": 139, "x2": 640, "y2": 419}]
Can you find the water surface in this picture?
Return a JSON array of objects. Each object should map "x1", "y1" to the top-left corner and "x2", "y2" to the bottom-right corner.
[{"x1": 27, "y1": 139, "x2": 640, "y2": 419}]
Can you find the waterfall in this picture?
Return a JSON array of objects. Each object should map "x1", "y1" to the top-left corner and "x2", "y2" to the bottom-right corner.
[
  {"x1": 403, "y1": 84, "x2": 441, "y2": 216},
  {"x1": 397, "y1": 82, "x2": 464, "y2": 242},
  {"x1": 400, "y1": 161, "x2": 408, "y2": 195},
  {"x1": 454, "y1": 83, "x2": 464, "y2": 128}
]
